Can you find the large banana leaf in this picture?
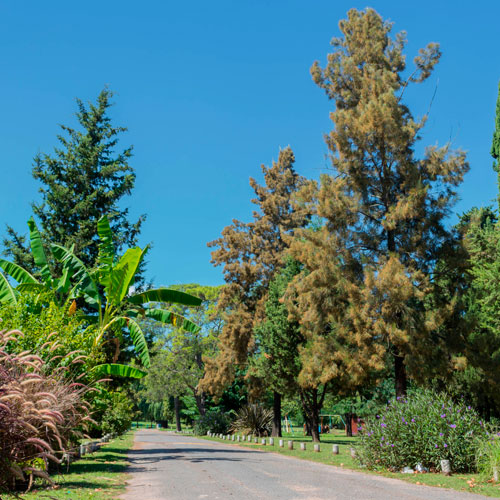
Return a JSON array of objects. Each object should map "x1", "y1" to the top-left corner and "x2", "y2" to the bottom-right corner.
[
  {"x1": 97, "y1": 215, "x2": 115, "y2": 288},
  {"x1": 16, "y1": 283, "x2": 47, "y2": 293},
  {"x1": 127, "y1": 288, "x2": 202, "y2": 307},
  {"x1": 55, "y1": 266, "x2": 71, "y2": 296},
  {"x1": 0, "y1": 273, "x2": 17, "y2": 305},
  {"x1": 92, "y1": 363, "x2": 147, "y2": 379},
  {"x1": 51, "y1": 244, "x2": 101, "y2": 305},
  {"x1": 114, "y1": 316, "x2": 150, "y2": 368},
  {"x1": 107, "y1": 247, "x2": 146, "y2": 306},
  {"x1": 144, "y1": 308, "x2": 201, "y2": 333},
  {"x1": 0, "y1": 259, "x2": 38, "y2": 284},
  {"x1": 27, "y1": 217, "x2": 52, "y2": 287}
]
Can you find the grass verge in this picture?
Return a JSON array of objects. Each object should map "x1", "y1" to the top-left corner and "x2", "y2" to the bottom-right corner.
[
  {"x1": 202, "y1": 431, "x2": 500, "y2": 498},
  {"x1": 2, "y1": 432, "x2": 134, "y2": 500}
]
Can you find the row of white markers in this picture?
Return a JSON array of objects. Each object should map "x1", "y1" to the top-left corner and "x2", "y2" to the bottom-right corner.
[{"x1": 206, "y1": 431, "x2": 346, "y2": 455}]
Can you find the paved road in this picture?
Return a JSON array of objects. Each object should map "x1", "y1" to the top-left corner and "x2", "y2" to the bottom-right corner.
[{"x1": 120, "y1": 429, "x2": 486, "y2": 500}]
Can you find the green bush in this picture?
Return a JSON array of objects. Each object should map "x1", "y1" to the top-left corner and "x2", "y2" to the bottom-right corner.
[
  {"x1": 90, "y1": 389, "x2": 133, "y2": 436},
  {"x1": 193, "y1": 411, "x2": 231, "y2": 435},
  {"x1": 0, "y1": 292, "x2": 103, "y2": 376},
  {"x1": 476, "y1": 436, "x2": 500, "y2": 479},
  {"x1": 356, "y1": 389, "x2": 490, "y2": 473}
]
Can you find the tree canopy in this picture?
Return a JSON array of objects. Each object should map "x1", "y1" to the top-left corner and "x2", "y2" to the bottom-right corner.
[{"x1": 3, "y1": 88, "x2": 145, "y2": 272}]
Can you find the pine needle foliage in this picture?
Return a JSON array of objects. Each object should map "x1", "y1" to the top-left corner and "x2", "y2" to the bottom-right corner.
[
  {"x1": 200, "y1": 148, "x2": 308, "y2": 394},
  {"x1": 289, "y1": 8, "x2": 469, "y2": 397}
]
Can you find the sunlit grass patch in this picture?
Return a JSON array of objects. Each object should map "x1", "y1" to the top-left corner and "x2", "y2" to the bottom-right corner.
[{"x1": 3, "y1": 432, "x2": 134, "y2": 500}]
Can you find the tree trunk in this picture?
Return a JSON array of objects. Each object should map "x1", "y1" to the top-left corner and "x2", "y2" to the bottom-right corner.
[
  {"x1": 394, "y1": 348, "x2": 407, "y2": 398},
  {"x1": 299, "y1": 387, "x2": 327, "y2": 443},
  {"x1": 304, "y1": 418, "x2": 311, "y2": 436},
  {"x1": 174, "y1": 396, "x2": 182, "y2": 432},
  {"x1": 309, "y1": 407, "x2": 320, "y2": 443},
  {"x1": 345, "y1": 413, "x2": 353, "y2": 437},
  {"x1": 195, "y1": 392, "x2": 207, "y2": 417},
  {"x1": 272, "y1": 391, "x2": 282, "y2": 437}
]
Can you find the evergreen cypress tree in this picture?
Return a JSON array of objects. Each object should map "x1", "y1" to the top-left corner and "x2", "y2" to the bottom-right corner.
[
  {"x1": 249, "y1": 259, "x2": 330, "y2": 442},
  {"x1": 3, "y1": 88, "x2": 145, "y2": 270}
]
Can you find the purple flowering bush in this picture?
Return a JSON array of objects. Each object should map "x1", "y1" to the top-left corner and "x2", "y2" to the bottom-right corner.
[{"x1": 356, "y1": 389, "x2": 489, "y2": 472}]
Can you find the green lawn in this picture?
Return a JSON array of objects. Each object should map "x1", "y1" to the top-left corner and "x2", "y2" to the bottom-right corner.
[
  {"x1": 3, "y1": 432, "x2": 134, "y2": 500},
  {"x1": 131, "y1": 420, "x2": 193, "y2": 432},
  {"x1": 202, "y1": 430, "x2": 500, "y2": 498}
]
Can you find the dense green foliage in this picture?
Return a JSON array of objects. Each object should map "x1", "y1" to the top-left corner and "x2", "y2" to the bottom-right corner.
[
  {"x1": 492, "y1": 81, "x2": 500, "y2": 211},
  {"x1": 0, "y1": 291, "x2": 94, "y2": 361},
  {"x1": 94, "y1": 390, "x2": 134, "y2": 436},
  {"x1": 193, "y1": 411, "x2": 231, "y2": 436},
  {"x1": 356, "y1": 389, "x2": 490, "y2": 473},
  {"x1": 251, "y1": 260, "x2": 303, "y2": 397}
]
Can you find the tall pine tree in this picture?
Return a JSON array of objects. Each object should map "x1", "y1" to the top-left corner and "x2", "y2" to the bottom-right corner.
[
  {"x1": 199, "y1": 148, "x2": 308, "y2": 408},
  {"x1": 290, "y1": 8, "x2": 469, "y2": 398},
  {"x1": 3, "y1": 88, "x2": 145, "y2": 270}
]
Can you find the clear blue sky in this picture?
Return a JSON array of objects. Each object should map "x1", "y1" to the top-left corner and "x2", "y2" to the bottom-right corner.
[{"x1": 1, "y1": 1, "x2": 499, "y2": 286}]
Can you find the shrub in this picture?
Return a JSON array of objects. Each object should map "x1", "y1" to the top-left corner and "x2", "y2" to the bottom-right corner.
[
  {"x1": 0, "y1": 330, "x2": 92, "y2": 492},
  {"x1": 193, "y1": 411, "x2": 231, "y2": 435},
  {"x1": 476, "y1": 436, "x2": 500, "y2": 480},
  {"x1": 356, "y1": 388, "x2": 489, "y2": 473},
  {"x1": 0, "y1": 292, "x2": 103, "y2": 378},
  {"x1": 230, "y1": 403, "x2": 273, "y2": 437},
  {"x1": 88, "y1": 389, "x2": 133, "y2": 437}
]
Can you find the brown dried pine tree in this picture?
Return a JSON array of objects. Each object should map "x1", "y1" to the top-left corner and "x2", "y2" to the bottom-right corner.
[
  {"x1": 199, "y1": 147, "x2": 308, "y2": 432},
  {"x1": 288, "y1": 8, "x2": 469, "y2": 398}
]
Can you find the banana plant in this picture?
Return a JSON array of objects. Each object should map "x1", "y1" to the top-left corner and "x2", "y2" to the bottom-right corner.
[
  {"x1": 0, "y1": 215, "x2": 202, "y2": 379},
  {"x1": 0, "y1": 217, "x2": 73, "y2": 306},
  {"x1": 54, "y1": 215, "x2": 202, "y2": 378}
]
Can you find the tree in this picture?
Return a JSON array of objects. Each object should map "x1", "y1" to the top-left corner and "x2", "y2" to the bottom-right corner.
[
  {"x1": 290, "y1": 8, "x2": 468, "y2": 398},
  {"x1": 462, "y1": 213, "x2": 500, "y2": 415},
  {"x1": 199, "y1": 147, "x2": 308, "y2": 426},
  {"x1": 0, "y1": 215, "x2": 202, "y2": 379},
  {"x1": 492, "y1": 82, "x2": 500, "y2": 212},
  {"x1": 3, "y1": 88, "x2": 145, "y2": 272},
  {"x1": 432, "y1": 84, "x2": 500, "y2": 419},
  {"x1": 249, "y1": 259, "x2": 330, "y2": 441},
  {"x1": 146, "y1": 284, "x2": 223, "y2": 417}
]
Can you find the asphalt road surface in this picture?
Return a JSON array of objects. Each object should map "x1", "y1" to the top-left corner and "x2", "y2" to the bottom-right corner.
[{"x1": 120, "y1": 429, "x2": 486, "y2": 500}]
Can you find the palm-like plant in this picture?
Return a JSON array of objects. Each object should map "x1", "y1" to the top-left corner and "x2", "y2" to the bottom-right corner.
[
  {"x1": 0, "y1": 215, "x2": 202, "y2": 378},
  {"x1": 0, "y1": 217, "x2": 73, "y2": 305},
  {"x1": 230, "y1": 403, "x2": 273, "y2": 437}
]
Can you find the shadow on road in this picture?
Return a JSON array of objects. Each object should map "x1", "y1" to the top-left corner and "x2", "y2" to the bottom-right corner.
[{"x1": 127, "y1": 446, "x2": 261, "y2": 468}]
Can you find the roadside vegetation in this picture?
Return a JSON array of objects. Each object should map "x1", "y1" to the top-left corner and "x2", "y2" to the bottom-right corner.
[
  {"x1": 202, "y1": 431, "x2": 500, "y2": 498},
  {"x1": 3, "y1": 5, "x2": 500, "y2": 497},
  {"x1": 1, "y1": 433, "x2": 133, "y2": 500}
]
